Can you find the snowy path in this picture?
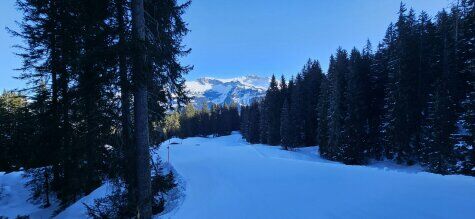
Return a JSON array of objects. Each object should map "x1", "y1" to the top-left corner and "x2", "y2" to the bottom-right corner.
[
  {"x1": 1, "y1": 133, "x2": 474, "y2": 218},
  {"x1": 159, "y1": 133, "x2": 475, "y2": 219}
]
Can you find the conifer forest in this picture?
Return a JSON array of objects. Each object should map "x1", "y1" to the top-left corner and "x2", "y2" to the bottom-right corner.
[{"x1": 0, "y1": 0, "x2": 474, "y2": 218}]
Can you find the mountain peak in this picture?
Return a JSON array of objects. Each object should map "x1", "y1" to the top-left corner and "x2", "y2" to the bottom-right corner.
[{"x1": 186, "y1": 75, "x2": 270, "y2": 106}]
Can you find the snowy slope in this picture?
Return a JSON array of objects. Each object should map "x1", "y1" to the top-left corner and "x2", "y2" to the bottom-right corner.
[
  {"x1": 0, "y1": 171, "x2": 57, "y2": 218},
  {"x1": 54, "y1": 183, "x2": 113, "y2": 218},
  {"x1": 158, "y1": 133, "x2": 475, "y2": 219},
  {"x1": 185, "y1": 75, "x2": 269, "y2": 107},
  {"x1": 2, "y1": 133, "x2": 475, "y2": 218}
]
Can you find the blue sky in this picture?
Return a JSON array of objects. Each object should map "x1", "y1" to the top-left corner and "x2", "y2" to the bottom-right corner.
[{"x1": 1, "y1": 0, "x2": 450, "y2": 90}]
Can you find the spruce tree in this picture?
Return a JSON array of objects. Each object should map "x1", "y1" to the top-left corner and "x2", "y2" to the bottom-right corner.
[
  {"x1": 343, "y1": 48, "x2": 370, "y2": 164},
  {"x1": 131, "y1": 0, "x2": 152, "y2": 216},
  {"x1": 327, "y1": 49, "x2": 349, "y2": 161},
  {"x1": 453, "y1": 82, "x2": 474, "y2": 175},
  {"x1": 316, "y1": 74, "x2": 330, "y2": 154},
  {"x1": 290, "y1": 74, "x2": 306, "y2": 147},
  {"x1": 259, "y1": 100, "x2": 268, "y2": 144},
  {"x1": 280, "y1": 99, "x2": 292, "y2": 150},
  {"x1": 302, "y1": 60, "x2": 324, "y2": 146},
  {"x1": 266, "y1": 75, "x2": 283, "y2": 145},
  {"x1": 369, "y1": 41, "x2": 390, "y2": 160},
  {"x1": 248, "y1": 102, "x2": 261, "y2": 144},
  {"x1": 240, "y1": 106, "x2": 250, "y2": 140},
  {"x1": 28, "y1": 82, "x2": 53, "y2": 207}
]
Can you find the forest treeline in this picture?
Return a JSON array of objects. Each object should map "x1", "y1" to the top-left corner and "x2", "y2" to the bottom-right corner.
[
  {"x1": 0, "y1": 0, "x2": 190, "y2": 217},
  {"x1": 241, "y1": 2, "x2": 474, "y2": 176},
  {"x1": 0, "y1": 0, "x2": 473, "y2": 217},
  {"x1": 162, "y1": 103, "x2": 240, "y2": 139}
]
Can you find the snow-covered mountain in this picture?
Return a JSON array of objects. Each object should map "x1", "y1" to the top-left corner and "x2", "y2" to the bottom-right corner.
[{"x1": 185, "y1": 75, "x2": 269, "y2": 107}]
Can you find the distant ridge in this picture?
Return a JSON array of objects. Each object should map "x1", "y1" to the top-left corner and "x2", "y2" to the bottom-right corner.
[{"x1": 185, "y1": 74, "x2": 269, "y2": 107}]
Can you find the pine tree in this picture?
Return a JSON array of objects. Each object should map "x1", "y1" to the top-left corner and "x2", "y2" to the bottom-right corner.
[
  {"x1": 343, "y1": 48, "x2": 371, "y2": 164},
  {"x1": 453, "y1": 82, "x2": 474, "y2": 175},
  {"x1": 290, "y1": 74, "x2": 306, "y2": 147},
  {"x1": 259, "y1": 100, "x2": 268, "y2": 144},
  {"x1": 280, "y1": 75, "x2": 288, "y2": 95},
  {"x1": 389, "y1": 4, "x2": 419, "y2": 164},
  {"x1": 0, "y1": 91, "x2": 31, "y2": 170},
  {"x1": 316, "y1": 74, "x2": 330, "y2": 154},
  {"x1": 240, "y1": 106, "x2": 250, "y2": 140},
  {"x1": 229, "y1": 103, "x2": 240, "y2": 132},
  {"x1": 382, "y1": 4, "x2": 422, "y2": 164},
  {"x1": 453, "y1": 0, "x2": 475, "y2": 175},
  {"x1": 327, "y1": 49, "x2": 349, "y2": 161},
  {"x1": 131, "y1": 0, "x2": 152, "y2": 216},
  {"x1": 28, "y1": 82, "x2": 53, "y2": 207},
  {"x1": 266, "y1": 75, "x2": 283, "y2": 145},
  {"x1": 369, "y1": 40, "x2": 390, "y2": 160},
  {"x1": 420, "y1": 9, "x2": 462, "y2": 173},
  {"x1": 421, "y1": 81, "x2": 457, "y2": 174},
  {"x1": 10, "y1": 0, "x2": 191, "y2": 213},
  {"x1": 234, "y1": 1, "x2": 474, "y2": 175},
  {"x1": 280, "y1": 99, "x2": 292, "y2": 150},
  {"x1": 248, "y1": 102, "x2": 261, "y2": 144},
  {"x1": 302, "y1": 60, "x2": 324, "y2": 146}
]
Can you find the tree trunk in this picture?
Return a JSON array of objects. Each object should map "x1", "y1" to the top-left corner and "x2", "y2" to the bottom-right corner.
[
  {"x1": 43, "y1": 168, "x2": 51, "y2": 207},
  {"x1": 116, "y1": 0, "x2": 136, "y2": 213},
  {"x1": 131, "y1": 0, "x2": 152, "y2": 217}
]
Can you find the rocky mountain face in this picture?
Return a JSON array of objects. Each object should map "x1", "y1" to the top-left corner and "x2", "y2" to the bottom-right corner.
[{"x1": 185, "y1": 75, "x2": 269, "y2": 107}]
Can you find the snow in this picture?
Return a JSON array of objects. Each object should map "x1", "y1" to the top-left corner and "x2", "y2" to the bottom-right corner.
[
  {"x1": 158, "y1": 133, "x2": 475, "y2": 219},
  {"x1": 185, "y1": 75, "x2": 268, "y2": 106},
  {"x1": 0, "y1": 171, "x2": 56, "y2": 218},
  {"x1": 2, "y1": 133, "x2": 475, "y2": 218},
  {"x1": 55, "y1": 183, "x2": 113, "y2": 219},
  {"x1": 218, "y1": 74, "x2": 270, "y2": 90},
  {"x1": 185, "y1": 81, "x2": 213, "y2": 94}
]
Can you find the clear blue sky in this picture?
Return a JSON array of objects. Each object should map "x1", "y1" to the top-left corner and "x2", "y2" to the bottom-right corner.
[{"x1": 0, "y1": 0, "x2": 451, "y2": 90}]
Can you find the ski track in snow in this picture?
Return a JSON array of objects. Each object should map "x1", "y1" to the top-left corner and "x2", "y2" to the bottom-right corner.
[
  {"x1": 1, "y1": 133, "x2": 475, "y2": 218},
  {"x1": 158, "y1": 133, "x2": 475, "y2": 219}
]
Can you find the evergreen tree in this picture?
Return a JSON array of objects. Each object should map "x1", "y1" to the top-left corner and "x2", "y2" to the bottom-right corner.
[
  {"x1": 327, "y1": 49, "x2": 349, "y2": 161},
  {"x1": 454, "y1": 0, "x2": 474, "y2": 175},
  {"x1": 131, "y1": 0, "x2": 153, "y2": 216},
  {"x1": 229, "y1": 103, "x2": 240, "y2": 132},
  {"x1": 280, "y1": 99, "x2": 292, "y2": 150},
  {"x1": 302, "y1": 60, "x2": 324, "y2": 146},
  {"x1": 420, "y1": 10, "x2": 461, "y2": 173},
  {"x1": 27, "y1": 82, "x2": 54, "y2": 207},
  {"x1": 266, "y1": 75, "x2": 283, "y2": 145},
  {"x1": 240, "y1": 106, "x2": 250, "y2": 140},
  {"x1": 259, "y1": 100, "x2": 268, "y2": 144},
  {"x1": 290, "y1": 74, "x2": 306, "y2": 147},
  {"x1": 235, "y1": 1, "x2": 474, "y2": 175},
  {"x1": 280, "y1": 75, "x2": 288, "y2": 95},
  {"x1": 10, "y1": 0, "x2": 191, "y2": 213},
  {"x1": 343, "y1": 48, "x2": 371, "y2": 164},
  {"x1": 421, "y1": 81, "x2": 457, "y2": 174},
  {"x1": 0, "y1": 91, "x2": 32, "y2": 170},
  {"x1": 248, "y1": 102, "x2": 261, "y2": 144},
  {"x1": 453, "y1": 82, "x2": 474, "y2": 175},
  {"x1": 316, "y1": 74, "x2": 330, "y2": 153},
  {"x1": 389, "y1": 4, "x2": 418, "y2": 164},
  {"x1": 369, "y1": 41, "x2": 390, "y2": 160}
]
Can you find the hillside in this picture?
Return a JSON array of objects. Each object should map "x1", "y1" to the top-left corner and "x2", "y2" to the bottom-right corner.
[{"x1": 2, "y1": 133, "x2": 474, "y2": 218}]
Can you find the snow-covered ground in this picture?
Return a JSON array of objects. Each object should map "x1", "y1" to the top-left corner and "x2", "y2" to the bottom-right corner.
[
  {"x1": 158, "y1": 133, "x2": 475, "y2": 219},
  {"x1": 0, "y1": 171, "x2": 57, "y2": 218},
  {"x1": 1, "y1": 133, "x2": 475, "y2": 218}
]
